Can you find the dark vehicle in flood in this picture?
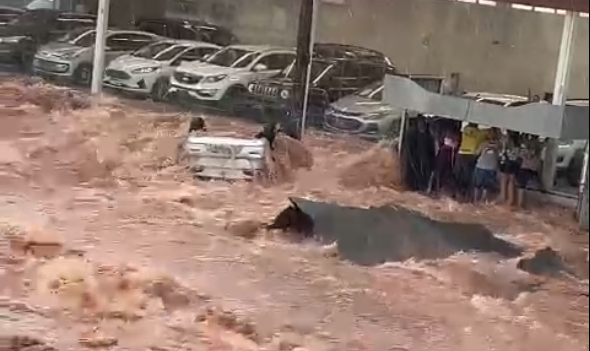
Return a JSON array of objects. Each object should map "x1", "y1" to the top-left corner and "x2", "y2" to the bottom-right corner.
[{"x1": 244, "y1": 43, "x2": 396, "y2": 125}]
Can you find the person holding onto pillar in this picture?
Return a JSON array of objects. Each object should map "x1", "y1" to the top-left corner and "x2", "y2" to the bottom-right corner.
[{"x1": 455, "y1": 123, "x2": 488, "y2": 201}]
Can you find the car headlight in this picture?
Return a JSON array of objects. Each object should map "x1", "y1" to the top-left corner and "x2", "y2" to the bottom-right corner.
[
  {"x1": 132, "y1": 66, "x2": 159, "y2": 74},
  {"x1": 60, "y1": 50, "x2": 85, "y2": 59},
  {"x1": 365, "y1": 111, "x2": 393, "y2": 120},
  {"x1": 280, "y1": 89, "x2": 290, "y2": 99},
  {"x1": 248, "y1": 83, "x2": 255, "y2": 92},
  {"x1": 202, "y1": 74, "x2": 227, "y2": 83},
  {"x1": 0, "y1": 36, "x2": 25, "y2": 43}
]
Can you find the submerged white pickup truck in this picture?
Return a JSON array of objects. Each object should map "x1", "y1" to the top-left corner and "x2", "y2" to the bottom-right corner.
[{"x1": 182, "y1": 135, "x2": 269, "y2": 181}]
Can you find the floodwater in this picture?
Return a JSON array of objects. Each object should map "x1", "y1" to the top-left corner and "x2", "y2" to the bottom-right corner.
[{"x1": 0, "y1": 80, "x2": 588, "y2": 351}]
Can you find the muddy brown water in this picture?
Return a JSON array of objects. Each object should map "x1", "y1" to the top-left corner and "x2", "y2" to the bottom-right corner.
[{"x1": 0, "y1": 81, "x2": 588, "y2": 351}]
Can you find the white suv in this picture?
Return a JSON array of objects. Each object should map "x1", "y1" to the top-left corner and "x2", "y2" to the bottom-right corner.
[
  {"x1": 103, "y1": 40, "x2": 220, "y2": 100},
  {"x1": 168, "y1": 45, "x2": 295, "y2": 109}
]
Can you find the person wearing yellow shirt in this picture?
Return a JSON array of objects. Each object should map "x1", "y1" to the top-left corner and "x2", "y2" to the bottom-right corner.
[{"x1": 454, "y1": 123, "x2": 489, "y2": 201}]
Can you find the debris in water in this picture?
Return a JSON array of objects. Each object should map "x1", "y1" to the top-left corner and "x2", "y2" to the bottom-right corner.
[
  {"x1": 517, "y1": 247, "x2": 575, "y2": 278},
  {"x1": 78, "y1": 328, "x2": 118, "y2": 348}
]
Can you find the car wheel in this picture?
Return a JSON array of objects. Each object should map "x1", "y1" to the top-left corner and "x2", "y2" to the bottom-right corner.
[
  {"x1": 150, "y1": 77, "x2": 170, "y2": 102},
  {"x1": 220, "y1": 85, "x2": 245, "y2": 114},
  {"x1": 566, "y1": 149, "x2": 585, "y2": 187},
  {"x1": 19, "y1": 45, "x2": 35, "y2": 74},
  {"x1": 73, "y1": 63, "x2": 93, "y2": 87}
]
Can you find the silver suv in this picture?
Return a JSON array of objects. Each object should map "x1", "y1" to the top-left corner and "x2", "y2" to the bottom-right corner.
[
  {"x1": 168, "y1": 45, "x2": 295, "y2": 109},
  {"x1": 33, "y1": 28, "x2": 160, "y2": 85}
]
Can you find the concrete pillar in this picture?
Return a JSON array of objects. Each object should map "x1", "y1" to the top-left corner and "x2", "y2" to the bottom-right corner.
[{"x1": 90, "y1": 0, "x2": 109, "y2": 95}]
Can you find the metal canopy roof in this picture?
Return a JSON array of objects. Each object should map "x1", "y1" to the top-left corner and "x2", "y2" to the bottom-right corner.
[
  {"x1": 495, "y1": 0, "x2": 589, "y2": 12},
  {"x1": 383, "y1": 75, "x2": 590, "y2": 139}
]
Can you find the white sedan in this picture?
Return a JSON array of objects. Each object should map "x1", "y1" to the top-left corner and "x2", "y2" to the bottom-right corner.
[{"x1": 103, "y1": 40, "x2": 220, "y2": 100}]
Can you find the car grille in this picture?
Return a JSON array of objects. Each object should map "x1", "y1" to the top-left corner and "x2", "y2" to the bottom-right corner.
[
  {"x1": 325, "y1": 114, "x2": 363, "y2": 131},
  {"x1": 173, "y1": 71, "x2": 202, "y2": 85},
  {"x1": 330, "y1": 108, "x2": 362, "y2": 117},
  {"x1": 105, "y1": 69, "x2": 131, "y2": 80},
  {"x1": 249, "y1": 83, "x2": 280, "y2": 98},
  {"x1": 33, "y1": 58, "x2": 69, "y2": 73}
]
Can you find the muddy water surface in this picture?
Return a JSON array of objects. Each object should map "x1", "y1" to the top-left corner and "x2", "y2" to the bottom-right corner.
[{"x1": 0, "y1": 81, "x2": 588, "y2": 351}]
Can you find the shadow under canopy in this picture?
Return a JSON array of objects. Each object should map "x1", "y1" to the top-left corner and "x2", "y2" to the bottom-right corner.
[{"x1": 268, "y1": 197, "x2": 523, "y2": 266}]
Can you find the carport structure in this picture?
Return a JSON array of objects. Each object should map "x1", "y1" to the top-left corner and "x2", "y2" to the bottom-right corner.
[{"x1": 293, "y1": 0, "x2": 588, "y2": 190}]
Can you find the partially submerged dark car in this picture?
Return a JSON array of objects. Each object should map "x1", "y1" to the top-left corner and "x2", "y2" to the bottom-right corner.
[
  {"x1": 0, "y1": 8, "x2": 96, "y2": 67},
  {"x1": 135, "y1": 17, "x2": 237, "y2": 46},
  {"x1": 243, "y1": 43, "x2": 396, "y2": 125}
]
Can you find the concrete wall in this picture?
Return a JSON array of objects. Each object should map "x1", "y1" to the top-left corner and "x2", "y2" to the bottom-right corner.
[{"x1": 167, "y1": 0, "x2": 589, "y2": 98}]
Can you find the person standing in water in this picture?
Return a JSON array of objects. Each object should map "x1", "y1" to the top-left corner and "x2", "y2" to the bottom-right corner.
[
  {"x1": 455, "y1": 123, "x2": 488, "y2": 201},
  {"x1": 498, "y1": 131, "x2": 521, "y2": 205},
  {"x1": 473, "y1": 128, "x2": 500, "y2": 203},
  {"x1": 177, "y1": 117, "x2": 207, "y2": 163},
  {"x1": 429, "y1": 125, "x2": 459, "y2": 196},
  {"x1": 413, "y1": 117, "x2": 435, "y2": 191}
]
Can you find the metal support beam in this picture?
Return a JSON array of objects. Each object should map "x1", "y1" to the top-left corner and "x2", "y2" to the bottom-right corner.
[
  {"x1": 299, "y1": 0, "x2": 318, "y2": 138},
  {"x1": 90, "y1": 0, "x2": 110, "y2": 95},
  {"x1": 294, "y1": 0, "x2": 314, "y2": 137},
  {"x1": 541, "y1": 10, "x2": 577, "y2": 191}
]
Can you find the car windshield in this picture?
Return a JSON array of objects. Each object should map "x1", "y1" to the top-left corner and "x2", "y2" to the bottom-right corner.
[
  {"x1": 206, "y1": 47, "x2": 255, "y2": 68},
  {"x1": 132, "y1": 42, "x2": 176, "y2": 59},
  {"x1": 9, "y1": 10, "x2": 43, "y2": 24},
  {"x1": 56, "y1": 27, "x2": 92, "y2": 43},
  {"x1": 281, "y1": 60, "x2": 331, "y2": 81},
  {"x1": 356, "y1": 81, "x2": 383, "y2": 100},
  {"x1": 71, "y1": 30, "x2": 96, "y2": 47}
]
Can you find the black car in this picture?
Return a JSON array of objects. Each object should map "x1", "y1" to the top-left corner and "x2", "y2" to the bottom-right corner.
[
  {"x1": 0, "y1": 9, "x2": 96, "y2": 67},
  {"x1": 134, "y1": 17, "x2": 237, "y2": 46},
  {"x1": 244, "y1": 43, "x2": 396, "y2": 125},
  {"x1": 0, "y1": 6, "x2": 24, "y2": 26}
]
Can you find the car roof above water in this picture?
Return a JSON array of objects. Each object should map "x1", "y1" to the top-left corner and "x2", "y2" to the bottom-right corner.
[
  {"x1": 155, "y1": 38, "x2": 220, "y2": 47},
  {"x1": 227, "y1": 44, "x2": 294, "y2": 52},
  {"x1": 187, "y1": 136, "x2": 267, "y2": 147}
]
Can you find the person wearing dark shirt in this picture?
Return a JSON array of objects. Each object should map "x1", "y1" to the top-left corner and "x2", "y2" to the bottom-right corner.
[
  {"x1": 414, "y1": 117, "x2": 435, "y2": 191},
  {"x1": 177, "y1": 117, "x2": 207, "y2": 163},
  {"x1": 430, "y1": 127, "x2": 459, "y2": 196}
]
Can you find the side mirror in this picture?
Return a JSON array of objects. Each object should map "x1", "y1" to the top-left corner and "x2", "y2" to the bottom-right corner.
[
  {"x1": 202, "y1": 53, "x2": 211, "y2": 60},
  {"x1": 252, "y1": 63, "x2": 267, "y2": 72}
]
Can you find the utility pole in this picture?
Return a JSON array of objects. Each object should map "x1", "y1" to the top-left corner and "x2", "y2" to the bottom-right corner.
[
  {"x1": 90, "y1": 0, "x2": 110, "y2": 95},
  {"x1": 293, "y1": 0, "x2": 314, "y2": 137}
]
